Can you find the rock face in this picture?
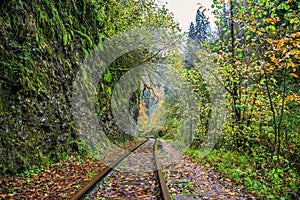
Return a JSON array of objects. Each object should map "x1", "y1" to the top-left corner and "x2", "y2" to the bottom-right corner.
[{"x1": 0, "y1": 0, "x2": 137, "y2": 175}]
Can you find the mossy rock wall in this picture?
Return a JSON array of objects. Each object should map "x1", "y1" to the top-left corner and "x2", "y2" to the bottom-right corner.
[{"x1": 0, "y1": 0, "x2": 129, "y2": 175}]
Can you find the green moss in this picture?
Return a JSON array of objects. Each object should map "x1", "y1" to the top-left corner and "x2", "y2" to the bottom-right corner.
[{"x1": 73, "y1": 29, "x2": 93, "y2": 48}]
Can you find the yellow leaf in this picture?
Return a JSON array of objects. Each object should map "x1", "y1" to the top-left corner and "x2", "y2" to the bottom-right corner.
[
  {"x1": 0, "y1": 194, "x2": 14, "y2": 198},
  {"x1": 289, "y1": 73, "x2": 299, "y2": 78},
  {"x1": 256, "y1": 30, "x2": 261, "y2": 35},
  {"x1": 271, "y1": 56, "x2": 279, "y2": 65}
]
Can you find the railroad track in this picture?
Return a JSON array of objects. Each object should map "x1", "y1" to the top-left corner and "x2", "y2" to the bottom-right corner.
[{"x1": 70, "y1": 138, "x2": 170, "y2": 200}]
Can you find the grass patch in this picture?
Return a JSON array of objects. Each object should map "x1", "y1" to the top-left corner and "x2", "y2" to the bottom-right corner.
[{"x1": 186, "y1": 149, "x2": 299, "y2": 199}]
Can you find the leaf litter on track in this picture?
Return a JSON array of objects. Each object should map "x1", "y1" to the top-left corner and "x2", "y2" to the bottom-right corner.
[
  {"x1": 158, "y1": 140, "x2": 256, "y2": 200},
  {"x1": 0, "y1": 139, "x2": 143, "y2": 199}
]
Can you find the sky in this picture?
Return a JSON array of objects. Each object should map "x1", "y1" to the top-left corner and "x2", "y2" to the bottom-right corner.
[{"x1": 162, "y1": 0, "x2": 215, "y2": 32}]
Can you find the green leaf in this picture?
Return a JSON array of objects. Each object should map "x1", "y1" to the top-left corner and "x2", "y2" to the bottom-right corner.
[
  {"x1": 63, "y1": 34, "x2": 68, "y2": 46},
  {"x1": 104, "y1": 70, "x2": 112, "y2": 83},
  {"x1": 106, "y1": 87, "x2": 112, "y2": 95},
  {"x1": 282, "y1": 3, "x2": 290, "y2": 10},
  {"x1": 268, "y1": 25, "x2": 276, "y2": 32},
  {"x1": 236, "y1": 53, "x2": 243, "y2": 59},
  {"x1": 270, "y1": 25, "x2": 276, "y2": 31},
  {"x1": 211, "y1": 45, "x2": 219, "y2": 51}
]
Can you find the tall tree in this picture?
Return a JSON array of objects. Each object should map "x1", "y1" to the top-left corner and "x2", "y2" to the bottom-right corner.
[{"x1": 188, "y1": 9, "x2": 210, "y2": 44}]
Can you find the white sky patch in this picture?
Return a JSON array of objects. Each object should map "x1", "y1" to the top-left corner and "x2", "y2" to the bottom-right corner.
[{"x1": 162, "y1": 0, "x2": 215, "y2": 32}]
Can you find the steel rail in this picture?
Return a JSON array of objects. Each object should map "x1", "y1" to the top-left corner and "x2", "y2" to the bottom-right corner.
[{"x1": 154, "y1": 139, "x2": 171, "y2": 200}]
